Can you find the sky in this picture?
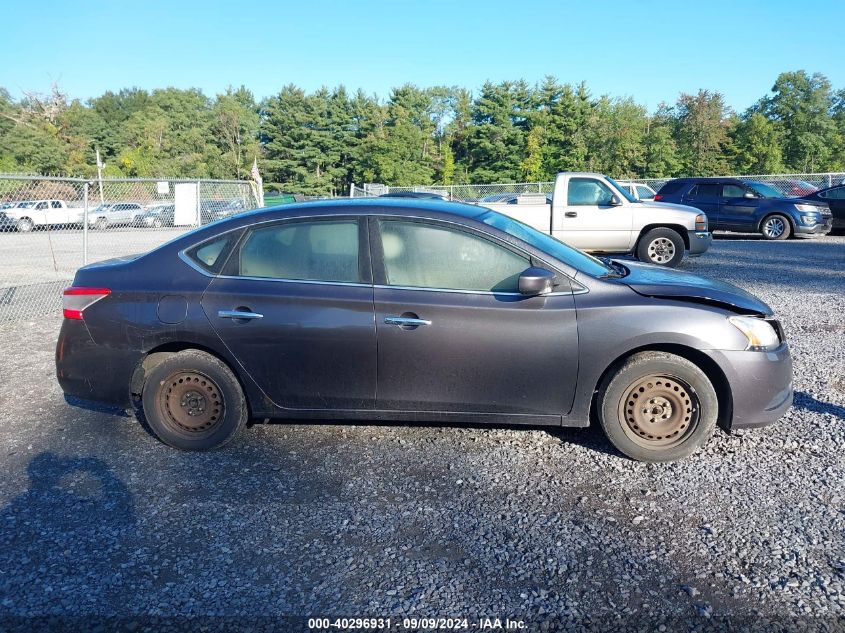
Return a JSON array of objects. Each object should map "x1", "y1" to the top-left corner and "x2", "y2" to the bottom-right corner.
[{"x1": 2, "y1": 0, "x2": 844, "y2": 113}]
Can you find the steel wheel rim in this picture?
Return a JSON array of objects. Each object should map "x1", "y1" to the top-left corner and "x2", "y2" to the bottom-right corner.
[
  {"x1": 647, "y1": 237, "x2": 676, "y2": 264},
  {"x1": 764, "y1": 217, "x2": 785, "y2": 238},
  {"x1": 158, "y1": 371, "x2": 224, "y2": 436},
  {"x1": 618, "y1": 375, "x2": 700, "y2": 449}
]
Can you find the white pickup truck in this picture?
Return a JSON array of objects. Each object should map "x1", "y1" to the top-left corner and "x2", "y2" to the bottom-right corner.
[
  {"x1": 3, "y1": 199, "x2": 84, "y2": 232},
  {"x1": 480, "y1": 172, "x2": 712, "y2": 267}
]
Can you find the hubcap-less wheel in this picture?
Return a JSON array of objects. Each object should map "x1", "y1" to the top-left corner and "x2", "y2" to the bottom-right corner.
[
  {"x1": 618, "y1": 375, "x2": 699, "y2": 449},
  {"x1": 647, "y1": 237, "x2": 676, "y2": 264},
  {"x1": 158, "y1": 371, "x2": 224, "y2": 435},
  {"x1": 17, "y1": 218, "x2": 33, "y2": 232},
  {"x1": 762, "y1": 217, "x2": 785, "y2": 238}
]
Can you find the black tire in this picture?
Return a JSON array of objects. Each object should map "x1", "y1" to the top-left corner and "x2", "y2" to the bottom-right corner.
[
  {"x1": 636, "y1": 227, "x2": 685, "y2": 267},
  {"x1": 16, "y1": 217, "x2": 34, "y2": 233},
  {"x1": 597, "y1": 352, "x2": 718, "y2": 462},
  {"x1": 94, "y1": 217, "x2": 108, "y2": 231},
  {"x1": 760, "y1": 214, "x2": 791, "y2": 240},
  {"x1": 141, "y1": 350, "x2": 248, "y2": 450},
  {"x1": 152, "y1": 218, "x2": 163, "y2": 228}
]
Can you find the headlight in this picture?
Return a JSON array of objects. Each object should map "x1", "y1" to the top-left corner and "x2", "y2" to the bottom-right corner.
[
  {"x1": 695, "y1": 214, "x2": 708, "y2": 231},
  {"x1": 795, "y1": 204, "x2": 820, "y2": 213},
  {"x1": 728, "y1": 316, "x2": 780, "y2": 351},
  {"x1": 800, "y1": 214, "x2": 818, "y2": 225}
]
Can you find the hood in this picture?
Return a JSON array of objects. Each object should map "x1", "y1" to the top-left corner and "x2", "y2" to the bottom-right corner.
[{"x1": 619, "y1": 260, "x2": 772, "y2": 315}]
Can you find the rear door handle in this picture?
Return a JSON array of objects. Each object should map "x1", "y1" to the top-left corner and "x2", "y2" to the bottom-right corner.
[
  {"x1": 565, "y1": 211, "x2": 578, "y2": 218},
  {"x1": 218, "y1": 309, "x2": 264, "y2": 320},
  {"x1": 384, "y1": 316, "x2": 431, "y2": 327}
]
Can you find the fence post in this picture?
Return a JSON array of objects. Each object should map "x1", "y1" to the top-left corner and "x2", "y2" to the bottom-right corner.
[
  {"x1": 82, "y1": 182, "x2": 89, "y2": 266},
  {"x1": 349, "y1": 182, "x2": 355, "y2": 198},
  {"x1": 829, "y1": 174, "x2": 833, "y2": 187},
  {"x1": 196, "y1": 180, "x2": 202, "y2": 226}
]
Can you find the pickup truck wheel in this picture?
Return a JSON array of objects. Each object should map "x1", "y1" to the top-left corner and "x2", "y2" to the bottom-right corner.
[
  {"x1": 16, "y1": 218, "x2": 34, "y2": 233},
  {"x1": 598, "y1": 352, "x2": 718, "y2": 462},
  {"x1": 141, "y1": 350, "x2": 248, "y2": 451},
  {"x1": 637, "y1": 228, "x2": 684, "y2": 267},
  {"x1": 760, "y1": 214, "x2": 791, "y2": 240},
  {"x1": 94, "y1": 217, "x2": 108, "y2": 231}
]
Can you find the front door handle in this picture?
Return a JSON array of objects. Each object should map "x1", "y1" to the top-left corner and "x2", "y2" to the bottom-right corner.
[
  {"x1": 565, "y1": 211, "x2": 578, "y2": 218},
  {"x1": 218, "y1": 309, "x2": 264, "y2": 320},
  {"x1": 384, "y1": 316, "x2": 431, "y2": 327}
]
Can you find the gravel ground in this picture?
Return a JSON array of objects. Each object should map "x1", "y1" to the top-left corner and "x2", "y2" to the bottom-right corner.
[{"x1": 0, "y1": 236, "x2": 843, "y2": 632}]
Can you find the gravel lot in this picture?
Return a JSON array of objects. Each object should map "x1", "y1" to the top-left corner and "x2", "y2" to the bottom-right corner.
[{"x1": 0, "y1": 236, "x2": 843, "y2": 631}]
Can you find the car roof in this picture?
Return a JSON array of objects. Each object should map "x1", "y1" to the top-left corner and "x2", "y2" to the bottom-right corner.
[{"x1": 232, "y1": 197, "x2": 488, "y2": 223}]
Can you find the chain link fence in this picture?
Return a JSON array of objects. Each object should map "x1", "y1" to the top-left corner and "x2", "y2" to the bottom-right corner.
[
  {"x1": 0, "y1": 175, "x2": 259, "y2": 323},
  {"x1": 352, "y1": 173, "x2": 845, "y2": 202}
]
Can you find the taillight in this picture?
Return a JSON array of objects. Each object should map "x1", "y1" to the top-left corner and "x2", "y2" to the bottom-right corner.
[
  {"x1": 695, "y1": 214, "x2": 708, "y2": 232},
  {"x1": 63, "y1": 287, "x2": 111, "y2": 320},
  {"x1": 653, "y1": 194, "x2": 664, "y2": 201}
]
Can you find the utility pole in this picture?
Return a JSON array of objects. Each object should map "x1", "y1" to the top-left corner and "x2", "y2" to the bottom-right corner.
[{"x1": 95, "y1": 148, "x2": 105, "y2": 204}]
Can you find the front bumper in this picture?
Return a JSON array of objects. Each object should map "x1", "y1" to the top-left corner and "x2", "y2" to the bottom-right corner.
[
  {"x1": 687, "y1": 230, "x2": 712, "y2": 256},
  {"x1": 705, "y1": 344, "x2": 793, "y2": 429},
  {"x1": 794, "y1": 216, "x2": 833, "y2": 237}
]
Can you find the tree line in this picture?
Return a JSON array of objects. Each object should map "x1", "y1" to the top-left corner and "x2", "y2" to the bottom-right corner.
[{"x1": 1, "y1": 70, "x2": 843, "y2": 195}]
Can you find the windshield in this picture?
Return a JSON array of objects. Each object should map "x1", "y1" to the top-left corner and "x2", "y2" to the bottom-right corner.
[
  {"x1": 606, "y1": 178, "x2": 639, "y2": 203},
  {"x1": 748, "y1": 182, "x2": 785, "y2": 198},
  {"x1": 478, "y1": 210, "x2": 615, "y2": 278}
]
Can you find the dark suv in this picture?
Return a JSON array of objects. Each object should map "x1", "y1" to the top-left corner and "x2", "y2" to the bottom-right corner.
[{"x1": 655, "y1": 178, "x2": 832, "y2": 240}]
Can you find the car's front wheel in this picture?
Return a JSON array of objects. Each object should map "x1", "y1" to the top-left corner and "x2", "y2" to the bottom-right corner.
[
  {"x1": 598, "y1": 351, "x2": 718, "y2": 462},
  {"x1": 760, "y1": 214, "x2": 791, "y2": 240},
  {"x1": 141, "y1": 350, "x2": 248, "y2": 450},
  {"x1": 636, "y1": 228, "x2": 685, "y2": 267},
  {"x1": 94, "y1": 217, "x2": 108, "y2": 230},
  {"x1": 16, "y1": 218, "x2": 34, "y2": 233}
]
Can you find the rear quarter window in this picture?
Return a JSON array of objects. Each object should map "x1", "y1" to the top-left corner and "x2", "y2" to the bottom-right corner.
[
  {"x1": 656, "y1": 181, "x2": 686, "y2": 196},
  {"x1": 185, "y1": 233, "x2": 239, "y2": 274}
]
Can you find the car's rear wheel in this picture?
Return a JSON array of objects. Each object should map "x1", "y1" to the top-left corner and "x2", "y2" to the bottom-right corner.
[
  {"x1": 16, "y1": 218, "x2": 34, "y2": 233},
  {"x1": 94, "y1": 217, "x2": 108, "y2": 231},
  {"x1": 141, "y1": 350, "x2": 248, "y2": 450},
  {"x1": 598, "y1": 352, "x2": 718, "y2": 462},
  {"x1": 760, "y1": 214, "x2": 791, "y2": 240},
  {"x1": 636, "y1": 228, "x2": 685, "y2": 267},
  {"x1": 152, "y1": 217, "x2": 163, "y2": 228}
]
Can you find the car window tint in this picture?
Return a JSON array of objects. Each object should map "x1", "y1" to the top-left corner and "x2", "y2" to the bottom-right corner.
[
  {"x1": 690, "y1": 184, "x2": 720, "y2": 197},
  {"x1": 820, "y1": 187, "x2": 845, "y2": 200},
  {"x1": 36, "y1": 202, "x2": 47, "y2": 210},
  {"x1": 51, "y1": 201, "x2": 62, "y2": 208},
  {"x1": 656, "y1": 180, "x2": 685, "y2": 196},
  {"x1": 567, "y1": 178, "x2": 615, "y2": 206},
  {"x1": 194, "y1": 237, "x2": 229, "y2": 268},
  {"x1": 722, "y1": 184, "x2": 746, "y2": 198},
  {"x1": 239, "y1": 220, "x2": 359, "y2": 282},
  {"x1": 379, "y1": 220, "x2": 528, "y2": 292}
]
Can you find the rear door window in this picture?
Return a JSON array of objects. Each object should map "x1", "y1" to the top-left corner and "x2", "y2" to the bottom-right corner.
[
  {"x1": 689, "y1": 184, "x2": 720, "y2": 198},
  {"x1": 239, "y1": 220, "x2": 360, "y2": 283}
]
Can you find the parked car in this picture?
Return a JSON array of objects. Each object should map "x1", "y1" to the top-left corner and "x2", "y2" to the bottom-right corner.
[
  {"x1": 137, "y1": 204, "x2": 175, "y2": 228},
  {"x1": 800, "y1": 184, "x2": 845, "y2": 233},
  {"x1": 56, "y1": 199, "x2": 792, "y2": 462},
  {"x1": 480, "y1": 172, "x2": 711, "y2": 267},
  {"x1": 3, "y1": 199, "x2": 84, "y2": 232},
  {"x1": 0, "y1": 211, "x2": 12, "y2": 232},
  {"x1": 200, "y1": 200, "x2": 246, "y2": 224},
  {"x1": 87, "y1": 202, "x2": 145, "y2": 229},
  {"x1": 482, "y1": 193, "x2": 553, "y2": 205},
  {"x1": 654, "y1": 178, "x2": 832, "y2": 240},
  {"x1": 616, "y1": 181, "x2": 657, "y2": 201},
  {"x1": 767, "y1": 179, "x2": 819, "y2": 197}
]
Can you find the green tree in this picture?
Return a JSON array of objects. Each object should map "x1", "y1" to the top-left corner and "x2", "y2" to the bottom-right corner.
[
  {"x1": 673, "y1": 90, "x2": 731, "y2": 175},
  {"x1": 729, "y1": 112, "x2": 784, "y2": 174}
]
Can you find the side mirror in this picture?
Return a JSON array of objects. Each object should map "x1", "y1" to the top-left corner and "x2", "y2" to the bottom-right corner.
[
  {"x1": 744, "y1": 191, "x2": 756, "y2": 199},
  {"x1": 610, "y1": 194, "x2": 622, "y2": 206},
  {"x1": 518, "y1": 267, "x2": 556, "y2": 296}
]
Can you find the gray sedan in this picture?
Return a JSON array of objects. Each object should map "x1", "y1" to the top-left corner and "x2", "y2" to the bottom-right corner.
[{"x1": 56, "y1": 199, "x2": 792, "y2": 462}]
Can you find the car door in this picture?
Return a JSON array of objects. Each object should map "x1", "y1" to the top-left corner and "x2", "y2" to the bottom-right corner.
[
  {"x1": 680, "y1": 183, "x2": 721, "y2": 227},
  {"x1": 371, "y1": 216, "x2": 579, "y2": 420},
  {"x1": 554, "y1": 176, "x2": 633, "y2": 250},
  {"x1": 33, "y1": 201, "x2": 49, "y2": 225},
  {"x1": 819, "y1": 186, "x2": 845, "y2": 227},
  {"x1": 200, "y1": 217, "x2": 377, "y2": 410},
  {"x1": 719, "y1": 183, "x2": 760, "y2": 231}
]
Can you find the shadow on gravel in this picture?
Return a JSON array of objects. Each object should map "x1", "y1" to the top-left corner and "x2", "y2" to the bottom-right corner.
[
  {"x1": 793, "y1": 391, "x2": 845, "y2": 420},
  {"x1": 0, "y1": 452, "x2": 137, "y2": 611}
]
